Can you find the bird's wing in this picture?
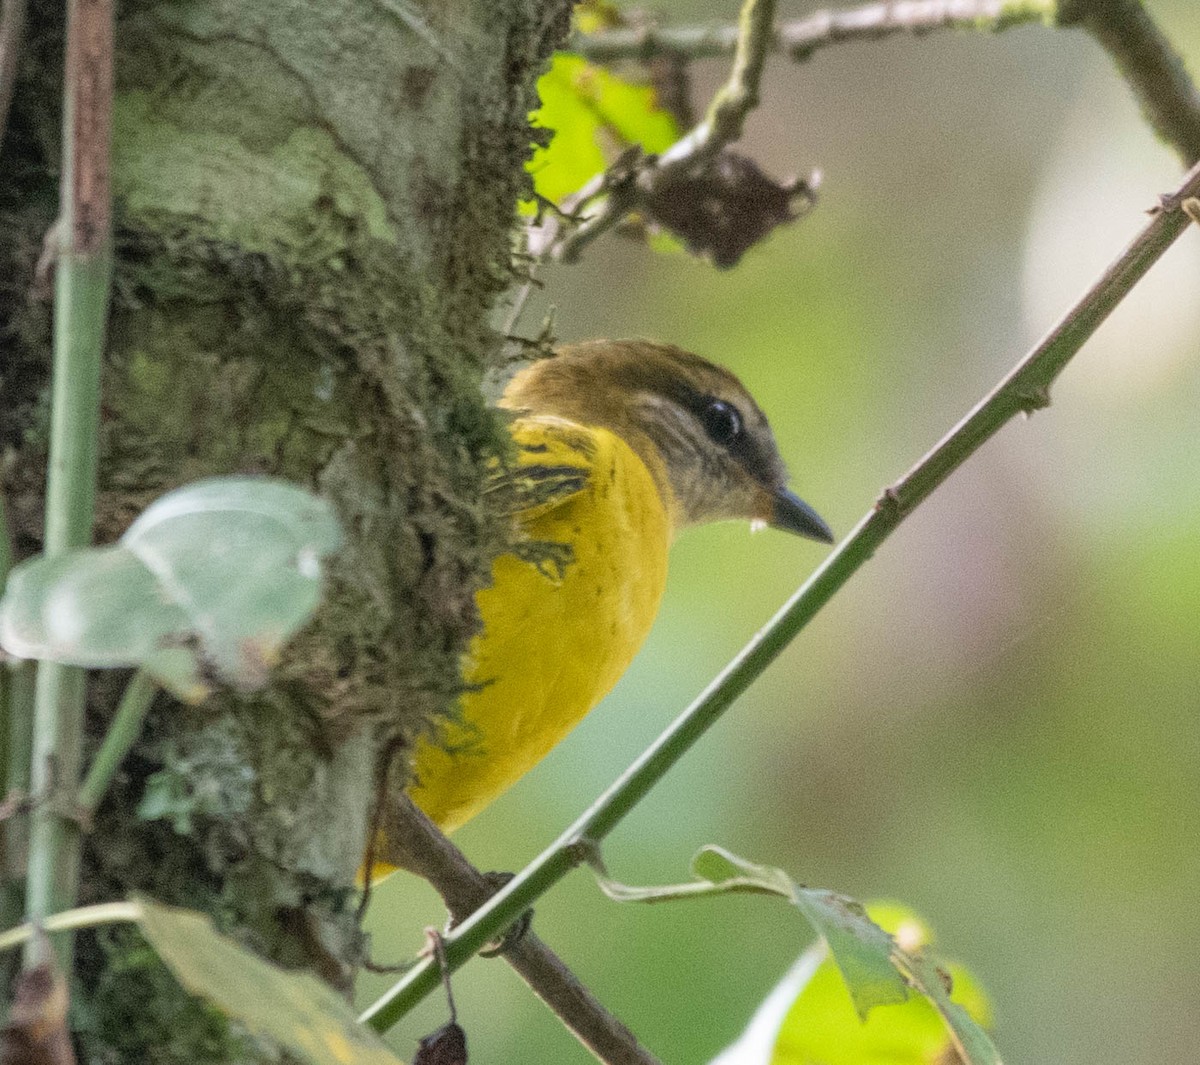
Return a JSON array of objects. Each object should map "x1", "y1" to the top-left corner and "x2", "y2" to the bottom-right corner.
[{"x1": 484, "y1": 415, "x2": 597, "y2": 523}]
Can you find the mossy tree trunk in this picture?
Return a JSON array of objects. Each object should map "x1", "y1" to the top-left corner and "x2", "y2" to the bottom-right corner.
[{"x1": 0, "y1": 0, "x2": 571, "y2": 1059}]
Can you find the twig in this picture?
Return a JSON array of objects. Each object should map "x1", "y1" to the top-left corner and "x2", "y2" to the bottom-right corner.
[
  {"x1": 425, "y1": 929, "x2": 457, "y2": 1023},
  {"x1": 376, "y1": 796, "x2": 661, "y2": 1065},
  {"x1": 573, "y1": 0, "x2": 1051, "y2": 64},
  {"x1": 542, "y1": 0, "x2": 1051, "y2": 265},
  {"x1": 683, "y1": 0, "x2": 776, "y2": 163},
  {"x1": 1058, "y1": 0, "x2": 1200, "y2": 164},
  {"x1": 1, "y1": 661, "x2": 34, "y2": 936},
  {"x1": 361, "y1": 157, "x2": 1200, "y2": 1034},
  {"x1": 534, "y1": 0, "x2": 781, "y2": 265},
  {"x1": 498, "y1": 230, "x2": 542, "y2": 361},
  {"x1": 0, "y1": 0, "x2": 26, "y2": 156},
  {"x1": 24, "y1": 0, "x2": 114, "y2": 970},
  {"x1": 576, "y1": 0, "x2": 1200, "y2": 163}
]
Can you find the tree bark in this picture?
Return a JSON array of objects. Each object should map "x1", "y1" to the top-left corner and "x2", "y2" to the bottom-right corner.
[{"x1": 0, "y1": 0, "x2": 571, "y2": 1059}]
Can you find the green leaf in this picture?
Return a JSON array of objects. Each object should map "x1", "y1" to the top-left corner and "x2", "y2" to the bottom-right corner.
[
  {"x1": 695, "y1": 847, "x2": 909, "y2": 1019},
  {"x1": 713, "y1": 904, "x2": 997, "y2": 1065},
  {"x1": 527, "y1": 52, "x2": 680, "y2": 205},
  {"x1": 594, "y1": 845, "x2": 908, "y2": 1020},
  {"x1": 899, "y1": 943, "x2": 999, "y2": 1065},
  {"x1": 0, "y1": 477, "x2": 341, "y2": 701},
  {"x1": 787, "y1": 890, "x2": 909, "y2": 1020},
  {"x1": 592, "y1": 848, "x2": 999, "y2": 1060},
  {"x1": 133, "y1": 897, "x2": 404, "y2": 1065}
]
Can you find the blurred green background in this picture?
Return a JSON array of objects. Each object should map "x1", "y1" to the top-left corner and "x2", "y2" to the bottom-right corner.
[{"x1": 359, "y1": 2, "x2": 1200, "y2": 1062}]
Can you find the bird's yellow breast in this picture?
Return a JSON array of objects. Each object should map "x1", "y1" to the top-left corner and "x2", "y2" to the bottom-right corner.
[{"x1": 406, "y1": 415, "x2": 672, "y2": 832}]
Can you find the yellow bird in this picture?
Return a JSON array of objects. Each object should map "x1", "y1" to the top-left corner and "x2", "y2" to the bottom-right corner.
[{"x1": 400, "y1": 339, "x2": 832, "y2": 839}]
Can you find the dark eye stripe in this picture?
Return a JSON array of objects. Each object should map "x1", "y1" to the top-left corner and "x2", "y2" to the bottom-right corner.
[{"x1": 655, "y1": 380, "x2": 781, "y2": 485}]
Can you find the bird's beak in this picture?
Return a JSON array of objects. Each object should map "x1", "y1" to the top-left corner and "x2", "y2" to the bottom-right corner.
[{"x1": 766, "y1": 486, "x2": 834, "y2": 544}]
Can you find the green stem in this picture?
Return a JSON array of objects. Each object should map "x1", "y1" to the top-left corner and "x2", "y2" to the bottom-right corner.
[
  {"x1": 77, "y1": 671, "x2": 156, "y2": 816},
  {"x1": 361, "y1": 160, "x2": 1200, "y2": 1035},
  {"x1": 24, "y1": 263, "x2": 109, "y2": 966},
  {"x1": 0, "y1": 488, "x2": 14, "y2": 800},
  {"x1": 24, "y1": 0, "x2": 113, "y2": 970},
  {"x1": 0, "y1": 490, "x2": 27, "y2": 935},
  {"x1": 0, "y1": 492, "x2": 10, "y2": 589},
  {"x1": 0, "y1": 661, "x2": 33, "y2": 935}
]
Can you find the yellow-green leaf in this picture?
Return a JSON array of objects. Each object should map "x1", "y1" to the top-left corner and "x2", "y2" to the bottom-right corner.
[
  {"x1": 527, "y1": 52, "x2": 680, "y2": 205},
  {"x1": 135, "y1": 897, "x2": 404, "y2": 1065}
]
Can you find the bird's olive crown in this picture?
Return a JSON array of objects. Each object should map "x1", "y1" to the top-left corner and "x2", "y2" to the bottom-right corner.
[{"x1": 500, "y1": 339, "x2": 794, "y2": 529}]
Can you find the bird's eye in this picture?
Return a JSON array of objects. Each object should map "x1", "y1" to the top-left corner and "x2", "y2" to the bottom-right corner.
[{"x1": 701, "y1": 398, "x2": 742, "y2": 446}]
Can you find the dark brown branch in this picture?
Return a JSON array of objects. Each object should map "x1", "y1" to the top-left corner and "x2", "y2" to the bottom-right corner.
[
  {"x1": 64, "y1": 0, "x2": 113, "y2": 255},
  {"x1": 380, "y1": 797, "x2": 662, "y2": 1065},
  {"x1": 1058, "y1": 0, "x2": 1200, "y2": 164}
]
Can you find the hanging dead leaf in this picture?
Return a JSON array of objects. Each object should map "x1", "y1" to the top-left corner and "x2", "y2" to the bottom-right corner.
[{"x1": 413, "y1": 1022, "x2": 467, "y2": 1065}]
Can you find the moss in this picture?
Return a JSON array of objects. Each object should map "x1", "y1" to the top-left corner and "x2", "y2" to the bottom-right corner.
[
  {"x1": 83, "y1": 925, "x2": 269, "y2": 1065},
  {"x1": 101, "y1": 216, "x2": 507, "y2": 733}
]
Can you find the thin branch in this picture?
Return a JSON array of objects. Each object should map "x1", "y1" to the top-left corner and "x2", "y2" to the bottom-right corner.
[
  {"x1": 361, "y1": 157, "x2": 1200, "y2": 1034},
  {"x1": 1, "y1": 460, "x2": 34, "y2": 929},
  {"x1": 572, "y1": 0, "x2": 1052, "y2": 63},
  {"x1": 24, "y1": 0, "x2": 114, "y2": 970},
  {"x1": 0, "y1": 662, "x2": 33, "y2": 936},
  {"x1": 535, "y1": 0, "x2": 783, "y2": 266},
  {"x1": 379, "y1": 797, "x2": 661, "y2": 1065},
  {"x1": 0, "y1": 487, "x2": 13, "y2": 801},
  {"x1": 0, "y1": 0, "x2": 27, "y2": 156},
  {"x1": 576, "y1": 0, "x2": 1200, "y2": 164},
  {"x1": 1, "y1": 482, "x2": 33, "y2": 931},
  {"x1": 685, "y1": 0, "x2": 776, "y2": 162},
  {"x1": 540, "y1": 0, "x2": 1051, "y2": 266},
  {"x1": 1058, "y1": 0, "x2": 1200, "y2": 164}
]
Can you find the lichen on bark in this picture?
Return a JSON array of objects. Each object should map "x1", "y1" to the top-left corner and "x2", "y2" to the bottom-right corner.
[{"x1": 0, "y1": 0, "x2": 572, "y2": 1060}]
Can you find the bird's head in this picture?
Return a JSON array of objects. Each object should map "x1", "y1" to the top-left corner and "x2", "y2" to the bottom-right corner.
[{"x1": 499, "y1": 339, "x2": 833, "y2": 543}]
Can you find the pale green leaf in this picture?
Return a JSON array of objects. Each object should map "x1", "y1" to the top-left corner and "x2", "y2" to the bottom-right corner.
[
  {"x1": 786, "y1": 888, "x2": 908, "y2": 1020},
  {"x1": 900, "y1": 945, "x2": 1000, "y2": 1065},
  {"x1": 134, "y1": 897, "x2": 404, "y2": 1065},
  {"x1": 0, "y1": 547, "x2": 186, "y2": 666},
  {"x1": 0, "y1": 477, "x2": 341, "y2": 701}
]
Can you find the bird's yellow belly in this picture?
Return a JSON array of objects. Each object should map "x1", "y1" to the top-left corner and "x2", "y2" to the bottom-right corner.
[{"x1": 407, "y1": 430, "x2": 670, "y2": 833}]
